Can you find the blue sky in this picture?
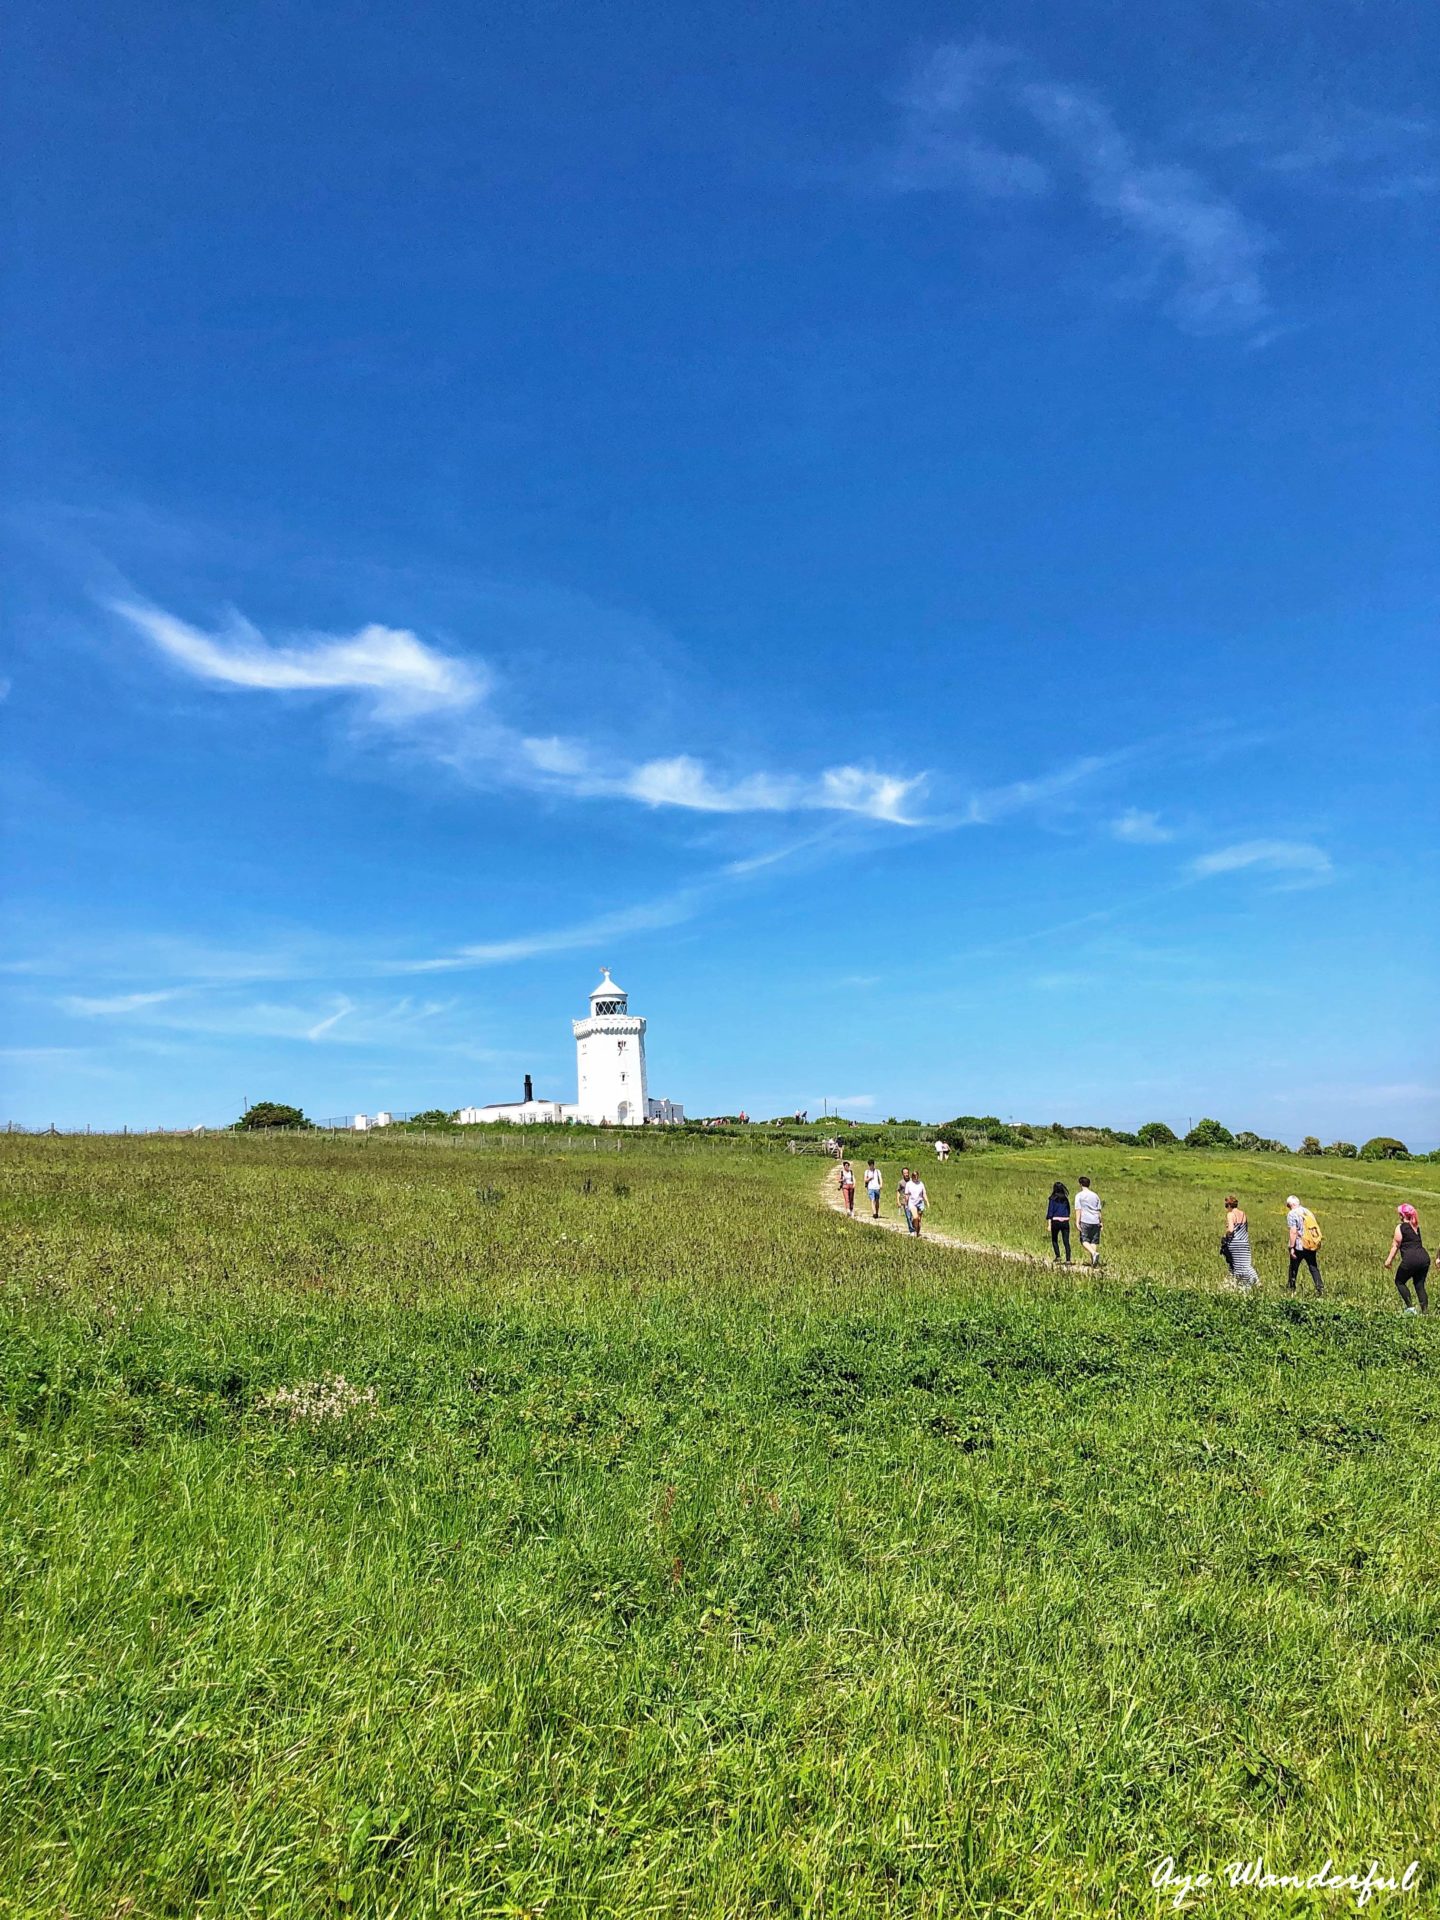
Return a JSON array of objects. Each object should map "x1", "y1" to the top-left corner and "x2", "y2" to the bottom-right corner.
[{"x1": 3, "y1": 0, "x2": 1437, "y2": 1143}]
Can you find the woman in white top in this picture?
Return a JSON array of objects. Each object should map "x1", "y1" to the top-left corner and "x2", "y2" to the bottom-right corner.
[
  {"x1": 905, "y1": 1173, "x2": 928, "y2": 1236},
  {"x1": 837, "y1": 1159, "x2": 856, "y2": 1215}
]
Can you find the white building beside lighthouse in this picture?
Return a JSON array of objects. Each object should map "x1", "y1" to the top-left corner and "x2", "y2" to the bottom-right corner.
[{"x1": 454, "y1": 971, "x2": 683, "y2": 1127}]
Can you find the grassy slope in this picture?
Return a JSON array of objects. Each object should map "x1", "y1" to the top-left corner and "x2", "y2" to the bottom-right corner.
[{"x1": 2, "y1": 1134, "x2": 1438, "y2": 1918}]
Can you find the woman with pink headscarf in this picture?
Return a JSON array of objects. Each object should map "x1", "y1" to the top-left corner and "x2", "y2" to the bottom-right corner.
[{"x1": 1383, "y1": 1205, "x2": 1430, "y2": 1313}]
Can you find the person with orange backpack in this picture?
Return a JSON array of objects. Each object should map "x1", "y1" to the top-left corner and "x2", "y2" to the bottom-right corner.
[{"x1": 1285, "y1": 1195, "x2": 1324, "y2": 1297}]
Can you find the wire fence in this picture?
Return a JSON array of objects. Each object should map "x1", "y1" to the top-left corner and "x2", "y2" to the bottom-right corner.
[
  {"x1": 2, "y1": 1122, "x2": 217, "y2": 1137},
  {"x1": 0, "y1": 1119, "x2": 829, "y2": 1156}
]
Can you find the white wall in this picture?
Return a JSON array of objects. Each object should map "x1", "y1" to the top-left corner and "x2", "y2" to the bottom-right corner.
[{"x1": 573, "y1": 1015, "x2": 649, "y2": 1125}]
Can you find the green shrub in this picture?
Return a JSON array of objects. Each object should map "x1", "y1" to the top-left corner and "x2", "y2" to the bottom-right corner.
[
  {"x1": 1360, "y1": 1136, "x2": 1410, "y2": 1161},
  {"x1": 1137, "y1": 1121, "x2": 1178, "y2": 1146},
  {"x1": 234, "y1": 1101, "x2": 312, "y2": 1131},
  {"x1": 1183, "y1": 1118, "x2": 1234, "y2": 1149}
]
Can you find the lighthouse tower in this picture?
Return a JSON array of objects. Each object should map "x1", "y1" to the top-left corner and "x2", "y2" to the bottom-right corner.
[{"x1": 572, "y1": 970, "x2": 649, "y2": 1125}]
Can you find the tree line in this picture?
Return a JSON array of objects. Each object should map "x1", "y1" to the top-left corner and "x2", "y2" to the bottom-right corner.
[{"x1": 230, "y1": 1101, "x2": 1426, "y2": 1162}]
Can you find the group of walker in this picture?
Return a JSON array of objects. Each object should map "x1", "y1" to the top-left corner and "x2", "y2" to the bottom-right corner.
[
  {"x1": 1214, "y1": 1192, "x2": 1430, "y2": 1311},
  {"x1": 838, "y1": 1160, "x2": 1432, "y2": 1312},
  {"x1": 836, "y1": 1159, "x2": 930, "y2": 1234}
]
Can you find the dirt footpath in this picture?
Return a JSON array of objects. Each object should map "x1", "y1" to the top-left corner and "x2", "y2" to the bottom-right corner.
[{"x1": 820, "y1": 1169, "x2": 1047, "y2": 1267}]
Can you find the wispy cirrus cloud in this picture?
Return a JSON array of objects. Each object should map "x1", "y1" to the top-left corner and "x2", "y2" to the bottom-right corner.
[
  {"x1": 60, "y1": 988, "x2": 187, "y2": 1016},
  {"x1": 1111, "y1": 808, "x2": 1174, "y2": 845},
  {"x1": 1194, "y1": 104, "x2": 1437, "y2": 199},
  {"x1": 58, "y1": 981, "x2": 455, "y2": 1046},
  {"x1": 958, "y1": 753, "x2": 1124, "y2": 826},
  {"x1": 878, "y1": 40, "x2": 1273, "y2": 337},
  {"x1": 305, "y1": 997, "x2": 355, "y2": 1041},
  {"x1": 884, "y1": 42, "x2": 1051, "y2": 198},
  {"x1": 112, "y1": 598, "x2": 924, "y2": 826},
  {"x1": 389, "y1": 887, "x2": 709, "y2": 975},
  {"x1": 1189, "y1": 839, "x2": 1333, "y2": 884},
  {"x1": 115, "y1": 601, "x2": 484, "y2": 718}
]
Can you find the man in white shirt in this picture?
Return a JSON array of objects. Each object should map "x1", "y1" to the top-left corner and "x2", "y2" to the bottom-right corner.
[
  {"x1": 1074, "y1": 1177, "x2": 1103, "y2": 1265},
  {"x1": 864, "y1": 1160, "x2": 883, "y2": 1219}
]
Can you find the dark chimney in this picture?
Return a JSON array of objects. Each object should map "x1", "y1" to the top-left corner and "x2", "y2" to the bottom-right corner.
[{"x1": 523, "y1": 1072, "x2": 534, "y2": 1104}]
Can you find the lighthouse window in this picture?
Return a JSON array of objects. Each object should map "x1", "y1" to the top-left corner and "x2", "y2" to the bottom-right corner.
[{"x1": 594, "y1": 998, "x2": 624, "y2": 1014}]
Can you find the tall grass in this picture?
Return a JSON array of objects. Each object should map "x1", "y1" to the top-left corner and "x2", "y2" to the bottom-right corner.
[{"x1": 2, "y1": 1134, "x2": 1437, "y2": 1916}]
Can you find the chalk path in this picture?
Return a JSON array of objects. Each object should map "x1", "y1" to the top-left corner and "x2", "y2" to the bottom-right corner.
[{"x1": 820, "y1": 1170, "x2": 1047, "y2": 1267}]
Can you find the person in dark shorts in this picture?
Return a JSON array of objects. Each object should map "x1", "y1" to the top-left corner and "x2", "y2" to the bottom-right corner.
[
  {"x1": 1074, "y1": 1177, "x2": 1103, "y2": 1266},
  {"x1": 1046, "y1": 1181, "x2": 1072, "y2": 1263},
  {"x1": 1384, "y1": 1204, "x2": 1430, "y2": 1313}
]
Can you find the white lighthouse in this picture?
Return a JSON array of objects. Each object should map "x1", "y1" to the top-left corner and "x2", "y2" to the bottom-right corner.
[
  {"x1": 572, "y1": 969, "x2": 651, "y2": 1125},
  {"x1": 451, "y1": 970, "x2": 683, "y2": 1128}
]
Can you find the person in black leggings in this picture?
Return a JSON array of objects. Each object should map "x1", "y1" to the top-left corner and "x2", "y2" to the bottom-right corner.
[
  {"x1": 1384, "y1": 1204, "x2": 1430, "y2": 1313},
  {"x1": 1046, "y1": 1181, "x2": 1072, "y2": 1263}
]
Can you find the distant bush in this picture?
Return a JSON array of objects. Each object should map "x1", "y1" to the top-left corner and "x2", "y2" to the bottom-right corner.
[
  {"x1": 1360, "y1": 1136, "x2": 1410, "y2": 1161},
  {"x1": 1138, "y1": 1122, "x2": 1179, "y2": 1147},
  {"x1": 1234, "y1": 1132, "x2": 1287, "y2": 1153},
  {"x1": 1323, "y1": 1141, "x2": 1358, "y2": 1159},
  {"x1": 1299, "y1": 1136, "x2": 1322, "y2": 1156},
  {"x1": 405, "y1": 1109, "x2": 459, "y2": 1129},
  {"x1": 1184, "y1": 1118, "x2": 1235, "y2": 1149},
  {"x1": 938, "y1": 1115, "x2": 1020, "y2": 1146},
  {"x1": 235, "y1": 1102, "x2": 312, "y2": 1131}
]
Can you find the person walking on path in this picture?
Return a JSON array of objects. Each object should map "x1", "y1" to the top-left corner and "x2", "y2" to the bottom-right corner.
[
  {"x1": 1384, "y1": 1204, "x2": 1430, "y2": 1313},
  {"x1": 1285, "y1": 1195, "x2": 1324, "y2": 1297},
  {"x1": 1046, "y1": 1181, "x2": 1072, "y2": 1263},
  {"x1": 897, "y1": 1167, "x2": 913, "y2": 1231},
  {"x1": 1074, "y1": 1177, "x2": 1103, "y2": 1266},
  {"x1": 837, "y1": 1159, "x2": 856, "y2": 1216},
  {"x1": 1220, "y1": 1195, "x2": 1260, "y2": 1290},
  {"x1": 904, "y1": 1170, "x2": 929, "y2": 1236},
  {"x1": 864, "y1": 1159, "x2": 883, "y2": 1220}
]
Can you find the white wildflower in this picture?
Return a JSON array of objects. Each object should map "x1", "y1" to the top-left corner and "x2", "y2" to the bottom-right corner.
[{"x1": 254, "y1": 1375, "x2": 378, "y2": 1424}]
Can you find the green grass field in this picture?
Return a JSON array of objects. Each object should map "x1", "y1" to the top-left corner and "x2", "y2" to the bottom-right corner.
[{"x1": 3, "y1": 1133, "x2": 1438, "y2": 1917}]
